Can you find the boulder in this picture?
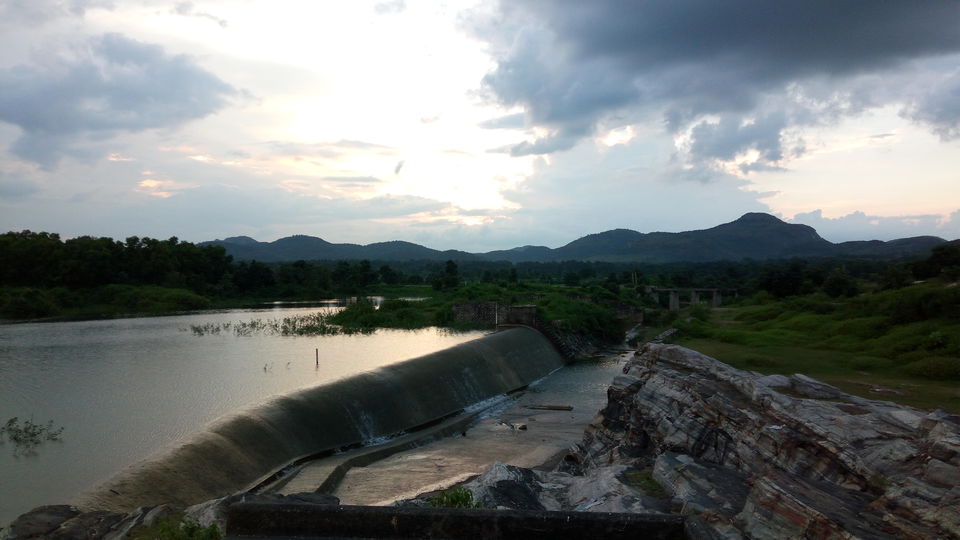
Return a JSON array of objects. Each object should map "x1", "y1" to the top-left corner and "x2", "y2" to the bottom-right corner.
[
  {"x1": 459, "y1": 343, "x2": 959, "y2": 538},
  {"x1": 565, "y1": 343, "x2": 960, "y2": 538}
]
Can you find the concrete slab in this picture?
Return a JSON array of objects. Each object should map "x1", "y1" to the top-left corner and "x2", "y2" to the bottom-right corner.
[{"x1": 319, "y1": 352, "x2": 626, "y2": 505}]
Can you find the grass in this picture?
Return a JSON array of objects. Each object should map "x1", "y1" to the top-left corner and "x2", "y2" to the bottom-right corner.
[{"x1": 671, "y1": 283, "x2": 960, "y2": 412}]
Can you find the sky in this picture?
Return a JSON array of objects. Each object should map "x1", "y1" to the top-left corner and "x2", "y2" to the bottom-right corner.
[{"x1": 0, "y1": 0, "x2": 958, "y2": 252}]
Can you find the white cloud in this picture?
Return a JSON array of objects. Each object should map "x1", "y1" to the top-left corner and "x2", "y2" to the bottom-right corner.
[{"x1": 790, "y1": 209, "x2": 960, "y2": 242}]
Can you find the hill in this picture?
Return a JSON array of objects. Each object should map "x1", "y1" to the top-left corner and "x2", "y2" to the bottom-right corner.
[
  {"x1": 201, "y1": 235, "x2": 477, "y2": 263},
  {"x1": 202, "y1": 213, "x2": 947, "y2": 263}
]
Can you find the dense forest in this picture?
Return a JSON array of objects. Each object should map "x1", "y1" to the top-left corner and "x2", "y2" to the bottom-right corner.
[{"x1": 1, "y1": 230, "x2": 958, "y2": 323}]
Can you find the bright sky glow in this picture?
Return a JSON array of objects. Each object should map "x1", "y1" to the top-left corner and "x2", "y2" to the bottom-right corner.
[{"x1": 0, "y1": 1, "x2": 957, "y2": 250}]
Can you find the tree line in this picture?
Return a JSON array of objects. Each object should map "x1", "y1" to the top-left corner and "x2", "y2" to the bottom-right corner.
[{"x1": 3, "y1": 229, "x2": 956, "y2": 306}]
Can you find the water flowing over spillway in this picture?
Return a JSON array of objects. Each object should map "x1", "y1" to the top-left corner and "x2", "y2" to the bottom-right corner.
[
  {"x1": 0, "y1": 308, "x2": 486, "y2": 525},
  {"x1": 78, "y1": 327, "x2": 565, "y2": 512}
]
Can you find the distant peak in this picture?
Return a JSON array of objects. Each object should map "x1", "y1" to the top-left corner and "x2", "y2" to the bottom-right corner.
[
  {"x1": 221, "y1": 236, "x2": 258, "y2": 245},
  {"x1": 733, "y1": 212, "x2": 783, "y2": 224}
]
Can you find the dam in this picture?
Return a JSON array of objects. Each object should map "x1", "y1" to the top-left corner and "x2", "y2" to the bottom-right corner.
[
  {"x1": 0, "y1": 308, "x2": 487, "y2": 526},
  {"x1": 77, "y1": 327, "x2": 567, "y2": 513}
]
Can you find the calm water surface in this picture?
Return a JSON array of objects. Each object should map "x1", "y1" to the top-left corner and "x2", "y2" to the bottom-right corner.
[{"x1": 0, "y1": 306, "x2": 486, "y2": 525}]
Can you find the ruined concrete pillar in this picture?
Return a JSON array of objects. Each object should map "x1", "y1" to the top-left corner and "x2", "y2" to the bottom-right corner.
[
  {"x1": 669, "y1": 290, "x2": 680, "y2": 311},
  {"x1": 712, "y1": 290, "x2": 722, "y2": 307},
  {"x1": 690, "y1": 290, "x2": 700, "y2": 305}
]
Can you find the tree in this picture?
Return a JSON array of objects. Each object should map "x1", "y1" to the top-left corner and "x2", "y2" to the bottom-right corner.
[
  {"x1": 822, "y1": 268, "x2": 858, "y2": 297},
  {"x1": 379, "y1": 265, "x2": 400, "y2": 285},
  {"x1": 431, "y1": 260, "x2": 460, "y2": 290}
]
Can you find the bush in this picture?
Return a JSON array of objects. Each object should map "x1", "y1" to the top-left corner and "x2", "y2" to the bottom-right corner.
[{"x1": 0, "y1": 288, "x2": 60, "y2": 319}]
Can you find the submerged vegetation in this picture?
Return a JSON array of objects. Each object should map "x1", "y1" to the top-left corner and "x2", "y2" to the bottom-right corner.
[
  {"x1": 189, "y1": 311, "x2": 352, "y2": 337},
  {"x1": 0, "y1": 417, "x2": 64, "y2": 456}
]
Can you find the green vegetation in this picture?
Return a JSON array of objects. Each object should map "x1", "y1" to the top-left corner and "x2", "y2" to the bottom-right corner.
[
  {"x1": 129, "y1": 516, "x2": 221, "y2": 540},
  {"x1": 2, "y1": 230, "x2": 956, "y2": 408},
  {"x1": 191, "y1": 280, "x2": 638, "y2": 343},
  {"x1": 0, "y1": 417, "x2": 64, "y2": 456},
  {"x1": 667, "y1": 274, "x2": 959, "y2": 411},
  {"x1": 189, "y1": 312, "x2": 352, "y2": 337},
  {"x1": 429, "y1": 486, "x2": 483, "y2": 509},
  {"x1": 622, "y1": 468, "x2": 667, "y2": 498}
]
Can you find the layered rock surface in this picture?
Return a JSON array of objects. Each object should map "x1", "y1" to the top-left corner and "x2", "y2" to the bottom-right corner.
[{"x1": 458, "y1": 343, "x2": 960, "y2": 538}]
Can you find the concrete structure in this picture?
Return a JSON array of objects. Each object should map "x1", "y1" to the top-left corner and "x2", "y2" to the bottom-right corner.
[
  {"x1": 225, "y1": 502, "x2": 703, "y2": 539},
  {"x1": 645, "y1": 287, "x2": 738, "y2": 311},
  {"x1": 77, "y1": 328, "x2": 565, "y2": 513}
]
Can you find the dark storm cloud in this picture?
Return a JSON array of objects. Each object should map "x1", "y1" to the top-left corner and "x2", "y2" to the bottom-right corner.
[
  {"x1": 473, "y1": 1, "x2": 960, "y2": 164},
  {"x1": 903, "y1": 69, "x2": 960, "y2": 140},
  {"x1": 0, "y1": 33, "x2": 236, "y2": 167},
  {"x1": 687, "y1": 111, "x2": 791, "y2": 166}
]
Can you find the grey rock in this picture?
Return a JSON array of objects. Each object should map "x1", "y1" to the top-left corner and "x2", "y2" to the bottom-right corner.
[
  {"x1": 1, "y1": 506, "x2": 80, "y2": 540},
  {"x1": 567, "y1": 343, "x2": 960, "y2": 538},
  {"x1": 45, "y1": 512, "x2": 125, "y2": 540}
]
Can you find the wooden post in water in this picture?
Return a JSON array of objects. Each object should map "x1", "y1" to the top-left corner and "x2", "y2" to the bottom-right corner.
[{"x1": 315, "y1": 348, "x2": 319, "y2": 367}]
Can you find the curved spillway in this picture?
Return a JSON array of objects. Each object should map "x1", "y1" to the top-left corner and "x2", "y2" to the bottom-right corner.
[{"x1": 77, "y1": 327, "x2": 565, "y2": 512}]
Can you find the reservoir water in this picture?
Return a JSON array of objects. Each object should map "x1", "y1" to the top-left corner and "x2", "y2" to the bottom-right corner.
[{"x1": 0, "y1": 306, "x2": 486, "y2": 525}]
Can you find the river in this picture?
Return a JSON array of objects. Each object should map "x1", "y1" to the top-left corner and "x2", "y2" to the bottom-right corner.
[{"x1": 0, "y1": 305, "x2": 486, "y2": 525}]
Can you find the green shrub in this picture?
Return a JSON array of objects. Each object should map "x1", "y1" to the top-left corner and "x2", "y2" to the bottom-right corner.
[
  {"x1": 429, "y1": 486, "x2": 482, "y2": 509},
  {"x1": 0, "y1": 288, "x2": 60, "y2": 319}
]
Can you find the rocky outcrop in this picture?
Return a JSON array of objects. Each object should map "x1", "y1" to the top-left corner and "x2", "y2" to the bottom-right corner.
[{"x1": 453, "y1": 343, "x2": 960, "y2": 538}]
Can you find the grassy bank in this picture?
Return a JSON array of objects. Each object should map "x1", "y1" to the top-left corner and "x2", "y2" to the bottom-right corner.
[
  {"x1": 667, "y1": 282, "x2": 960, "y2": 412},
  {"x1": 0, "y1": 285, "x2": 212, "y2": 321},
  {"x1": 329, "y1": 281, "x2": 634, "y2": 340}
]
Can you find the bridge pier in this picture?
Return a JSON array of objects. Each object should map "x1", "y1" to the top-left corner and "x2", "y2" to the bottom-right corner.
[
  {"x1": 668, "y1": 290, "x2": 680, "y2": 311},
  {"x1": 712, "y1": 290, "x2": 722, "y2": 307},
  {"x1": 690, "y1": 290, "x2": 700, "y2": 305}
]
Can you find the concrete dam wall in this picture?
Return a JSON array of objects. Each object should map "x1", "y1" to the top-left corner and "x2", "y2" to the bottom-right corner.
[{"x1": 77, "y1": 327, "x2": 565, "y2": 512}]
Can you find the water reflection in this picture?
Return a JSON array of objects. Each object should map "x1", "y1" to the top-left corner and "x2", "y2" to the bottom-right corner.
[{"x1": 0, "y1": 306, "x2": 484, "y2": 525}]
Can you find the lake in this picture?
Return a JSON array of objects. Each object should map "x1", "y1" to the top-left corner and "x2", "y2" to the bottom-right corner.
[{"x1": 0, "y1": 306, "x2": 486, "y2": 525}]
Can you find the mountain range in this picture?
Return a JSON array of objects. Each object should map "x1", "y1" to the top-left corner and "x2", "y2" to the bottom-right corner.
[{"x1": 201, "y1": 213, "x2": 948, "y2": 264}]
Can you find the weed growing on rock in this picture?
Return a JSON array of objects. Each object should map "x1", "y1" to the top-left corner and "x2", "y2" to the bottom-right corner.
[
  {"x1": 429, "y1": 486, "x2": 483, "y2": 509},
  {"x1": 131, "y1": 517, "x2": 221, "y2": 540},
  {"x1": 623, "y1": 468, "x2": 668, "y2": 498}
]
